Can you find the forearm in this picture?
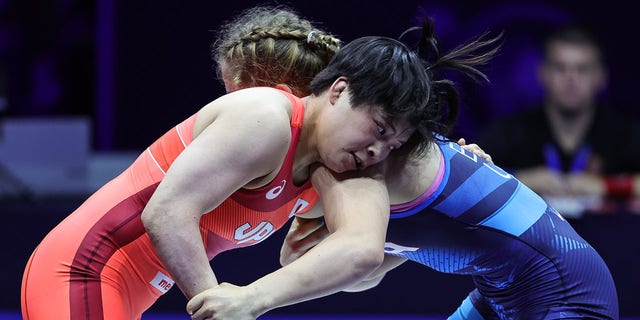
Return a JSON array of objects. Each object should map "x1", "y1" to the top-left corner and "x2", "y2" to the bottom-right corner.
[
  {"x1": 246, "y1": 165, "x2": 387, "y2": 315},
  {"x1": 143, "y1": 212, "x2": 218, "y2": 299},
  {"x1": 280, "y1": 219, "x2": 383, "y2": 293},
  {"x1": 248, "y1": 231, "x2": 384, "y2": 316}
]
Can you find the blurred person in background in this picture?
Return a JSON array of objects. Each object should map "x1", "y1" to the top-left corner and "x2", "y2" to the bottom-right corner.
[{"x1": 479, "y1": 25, "x2": 640, "y2": 216}]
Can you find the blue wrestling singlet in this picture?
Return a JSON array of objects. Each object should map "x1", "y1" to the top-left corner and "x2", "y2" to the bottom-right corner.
[{"x1": 385, "y1": 140, "x2": 619, "y2": 319}]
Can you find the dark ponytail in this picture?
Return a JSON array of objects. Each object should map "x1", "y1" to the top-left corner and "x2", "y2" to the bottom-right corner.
[{"x1": 399, "y1": 16, "x2": 502, "y2": 158}]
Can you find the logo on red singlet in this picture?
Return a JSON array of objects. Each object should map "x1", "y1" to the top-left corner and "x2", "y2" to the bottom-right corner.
[
  {"x1": 233, "y1": 197, "x2": 312, "y2": 244},
  {"x1": 150, "y1": 271, "x2": 175, "y2": 294},
  {"x1": 235, "y1": 221, "x2": 275, "y2": 244},
  {"x1": 266, "y1": 180, "x2": 286, "y2": 200},
  {"x1": 289, "y1": 197, "x2": 311, "y2": 218}
]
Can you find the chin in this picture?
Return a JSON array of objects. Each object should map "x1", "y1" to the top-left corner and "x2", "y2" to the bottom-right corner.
[
  {"x1": 318, "y1": 154, "x2": 343, "y2": 173},
  {"x1": 327, "y1": 165, "x2": 346, "y2": 174},
  {"x1": 326, "y1": 160, "x2": 347, "y2": 174},
  {"x1": 558, "y1": 102, "x2": 587, "y2": 112}
]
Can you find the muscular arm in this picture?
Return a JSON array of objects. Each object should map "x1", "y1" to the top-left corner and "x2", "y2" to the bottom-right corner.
[
  {"x1": 141, "y1": 89, "x2": 291, "y2": 299},
  {"x1": 187, "y1": 165, "x2": 390, "y2": 319},
  {"x1": 280, "y1": 211, "x2": 407, "y2": 293},
  {"x1": 251, "y1": 165, "x2": 389, "y2": 310}
]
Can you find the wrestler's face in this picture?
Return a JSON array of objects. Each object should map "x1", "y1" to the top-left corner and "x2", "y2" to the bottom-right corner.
[{"x1": 316, "y1": 81, "x2": 414, "y2": 173}]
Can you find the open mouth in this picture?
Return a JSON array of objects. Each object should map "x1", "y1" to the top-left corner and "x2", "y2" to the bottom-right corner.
[{"x1": 351, "y1": 152, "x2": 363, "y2": 170}]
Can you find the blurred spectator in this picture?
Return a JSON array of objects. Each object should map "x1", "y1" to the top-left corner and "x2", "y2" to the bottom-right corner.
[{"x1": 479, "y1": 25, "x2": 640, "y2": 215}]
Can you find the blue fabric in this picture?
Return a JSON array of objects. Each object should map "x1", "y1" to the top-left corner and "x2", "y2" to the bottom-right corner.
[
  {"x1": 448, "y1": 295, "x2": 485, "y2": 320},
  {"x1": 386, "y1": 140, "x2": 619, "y2": 319}
]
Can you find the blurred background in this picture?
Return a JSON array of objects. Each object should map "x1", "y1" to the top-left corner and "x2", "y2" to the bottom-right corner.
[{"x1": 2, "y1": 0, "x2": 639, "y2": 319}]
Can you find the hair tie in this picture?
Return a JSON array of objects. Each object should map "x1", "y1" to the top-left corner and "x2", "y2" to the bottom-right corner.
[{"x1": 307, "y1": 31, "x2": 316, "y2": 44}]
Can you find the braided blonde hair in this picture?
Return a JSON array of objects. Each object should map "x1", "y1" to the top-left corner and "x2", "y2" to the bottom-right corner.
[{"x1": 212, "y1": 5, "x2": 341, "y2": 97}]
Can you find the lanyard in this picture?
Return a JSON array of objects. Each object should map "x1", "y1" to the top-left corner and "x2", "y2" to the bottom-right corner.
[{"x1": 544, "y1": 143, "x2": 592, "y2": 173}]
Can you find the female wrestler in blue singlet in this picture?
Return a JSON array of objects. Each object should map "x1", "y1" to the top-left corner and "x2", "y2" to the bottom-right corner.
[
  {"x1": 382, "y1": 139, "x2": 618, "y2": 319},
  {"x1": 283, "y1": 138, "x2": 618, "y2": 319}
]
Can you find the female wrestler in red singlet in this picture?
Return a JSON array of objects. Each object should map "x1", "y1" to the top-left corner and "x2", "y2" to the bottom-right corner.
[{"x1": 21, "y1": 6, "x2": 432, "y2": 319}]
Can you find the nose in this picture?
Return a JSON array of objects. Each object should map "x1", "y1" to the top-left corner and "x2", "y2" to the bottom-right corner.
[{"x1": 365, "y1": 141, "x2": 393, "y2": 166}]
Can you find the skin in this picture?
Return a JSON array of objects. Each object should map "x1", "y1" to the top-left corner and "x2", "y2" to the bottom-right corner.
[
  {"x1": 187, "y1": 164, "x2": 390, "y2": 319},
  {"x1": 186, "y1": 140, "x2": 492, "y2": 320},
  {"x1": 280, "y1": 139, "x2": 490, "y2": 268},
  {"x1": 278, "y1": 141, "x2": 489, "y2": 295},
  {"x1": 141, "y1": 80, "x2": 413, "y2": 306}
]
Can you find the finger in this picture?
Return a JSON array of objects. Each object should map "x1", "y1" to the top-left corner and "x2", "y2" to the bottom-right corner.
[
  {"x1": 468, "y1": 144, "x2": 488, "y2": 158},
  {"x1": 289, "y1": 218, "x2": 325, "y2": 240},
  {"x1": 190, "y1": 308, "x2": 209, "y2": 320},
  {"x1": 464, "y1": 143, "x2": 480, "y2": 152},
  {"x1": 297, "y1": 224, "x2": 330, "y2": 252},
  {"x1": 186, "y1": 294, "x2": 205, "y2": 316},
  {"x1": 305, "y1": 218, "x2": 325, "y2": 234},
  {"x1": 457, "y1": 137, "x2": 466, "y2": 145},
  {"x1": 189, "y1": 299, "x2": 216, "y2": 320}
]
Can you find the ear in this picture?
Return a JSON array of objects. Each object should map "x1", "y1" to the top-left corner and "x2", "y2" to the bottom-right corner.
[{"x1": 328, "y1": 77, "x2": 348, "y2": 105}]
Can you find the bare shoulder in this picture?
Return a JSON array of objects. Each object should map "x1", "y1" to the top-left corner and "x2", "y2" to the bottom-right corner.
[
  {"x1": 194, "y1": 87, "x2": 294, "y2": 138},
  {"x1": 186, "y1": 88, "x2": 296, "y2": 176}
]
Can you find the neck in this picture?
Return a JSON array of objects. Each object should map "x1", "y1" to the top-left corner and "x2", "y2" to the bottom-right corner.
[
  {"x1": 292, "y1": 96, "x2": 321, "y2": 182},
  {"x1": 387, "y1": 143, "x2": 440, "y2": 204},
  {"x1": 545, "y1": 103, "x2": 595, "y2": 153}
]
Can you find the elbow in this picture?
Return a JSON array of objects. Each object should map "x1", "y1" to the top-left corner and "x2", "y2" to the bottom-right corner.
[
  {"x1": 343, "y1": 275, "x2": 384, "y2": 292},
  {"x1": 141, "y1": 205, "x2": 165, "y2": 237},
  {"x1": 141, "y1": 203, "x2": 202, "y2": 241},
  {"x1": 140, "y1": 208, "x2": 155, "y2": 232},
  {"x1": 347, "y1": 245, "x2": 385, "y2": 279}
]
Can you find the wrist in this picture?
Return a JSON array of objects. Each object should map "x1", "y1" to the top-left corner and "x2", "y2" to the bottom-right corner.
[
  {"x1": 604, "y1": 174, "x2": 634, "y2": 198},
  {"x1": 244, "y1": 282, "x2": 271, "y2": 317}
]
